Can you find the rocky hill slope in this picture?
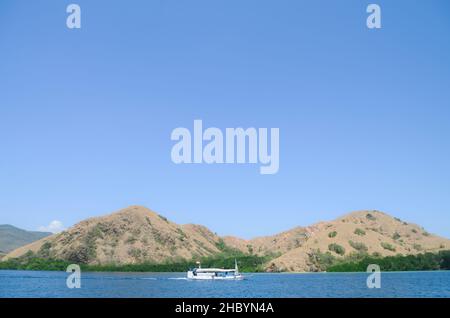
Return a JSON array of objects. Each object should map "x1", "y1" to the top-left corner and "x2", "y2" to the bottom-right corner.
[
  {"x1": 265, "y1": 210, "x2": 450, "y2": 272},
  {"x1": 5, "y1": 206, "x2": 224, "y2": 265}
]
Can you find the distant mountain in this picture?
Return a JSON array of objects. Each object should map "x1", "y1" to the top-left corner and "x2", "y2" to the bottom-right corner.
[
  {"x1": 0, "y1": 224, "x2": 51, "y2": 254},
  {"x1": 4, "y1": 207, "x2": 450, "y2": 272}
]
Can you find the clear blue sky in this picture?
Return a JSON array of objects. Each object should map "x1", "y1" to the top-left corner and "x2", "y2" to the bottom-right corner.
[{"x1": 0, "y1": 0, "x2": 449, "y2": 238}]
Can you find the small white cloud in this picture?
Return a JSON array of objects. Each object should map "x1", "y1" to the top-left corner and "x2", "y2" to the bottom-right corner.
[{"x1": 38, "y1": 220, "x2": 65, "y2": 234}]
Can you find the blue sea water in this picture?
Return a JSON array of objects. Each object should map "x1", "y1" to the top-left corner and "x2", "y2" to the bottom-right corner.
[{"x1": 0, "y1": 270, "x2": 449, "y2": 298}]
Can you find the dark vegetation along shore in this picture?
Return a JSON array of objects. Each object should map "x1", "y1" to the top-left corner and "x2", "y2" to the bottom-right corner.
[
  {"x1": 0, "y1": 250, "x2": 273, "y2": 273},
  {"x1": 1, "y1": 250, "x2": 450, "y2": 273},
  {"x1": 327, "y1": 250, "x2": 450, "y2": 272}
]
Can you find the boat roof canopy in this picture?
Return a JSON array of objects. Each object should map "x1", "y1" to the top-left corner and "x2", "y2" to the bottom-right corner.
[{"x1": 195, "y1": 268, "x2": 237, "y2": 273}]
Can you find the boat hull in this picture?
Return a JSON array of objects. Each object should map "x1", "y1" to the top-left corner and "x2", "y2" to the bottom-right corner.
[{"x1": 187, "y1": 271, "x2": 244, "y2": 281}]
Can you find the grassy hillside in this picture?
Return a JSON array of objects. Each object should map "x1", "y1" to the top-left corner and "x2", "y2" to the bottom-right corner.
[
  {"x1": 3, "y1": 207, "x2": 450, "y2": 273},
  {"x1": 266, "y1": 211, "x2": 450, "y2": 272},
  {"x1": 4, "y1": 206, "x2": 227, "y2": 264}
]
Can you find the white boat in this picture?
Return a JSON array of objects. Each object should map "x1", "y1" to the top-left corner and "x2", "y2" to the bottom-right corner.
[{"x1": 187, "y1": 260, "x2": 244, "y2": 280}]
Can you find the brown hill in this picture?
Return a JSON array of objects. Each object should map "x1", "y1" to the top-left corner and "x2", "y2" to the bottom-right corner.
[
  {"x1": 5, "y1": 206, "x2": 223, "y2": 265},
  {"x1": 222, "y1": 226, "x2": 311, "y2": 256},
  {"x1": 5, "y1": 207, "x2": 450, "y2": 272},
  {"x1": 266, "y1": 210, "x2": 450, "y2": 272}
]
